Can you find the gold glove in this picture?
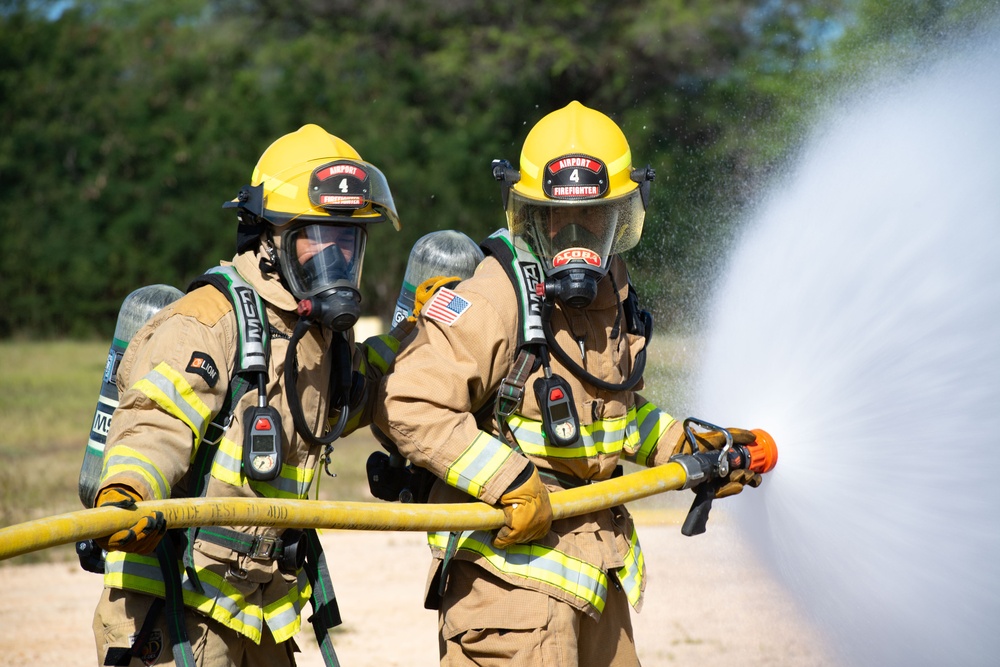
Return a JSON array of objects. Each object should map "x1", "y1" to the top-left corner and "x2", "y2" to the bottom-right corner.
[
  {"x1": 411, "y1": 275, "x2": 461, "y2": 321},
  {"x1": 671, "y1": 426, "x2": 762, "y2": 498},
  {"x1": 493, "y1": 466, "x2": 552, "y2": 549},
  {"x1": 94, "y1": 485, "x2": 167, "y2": 555}
]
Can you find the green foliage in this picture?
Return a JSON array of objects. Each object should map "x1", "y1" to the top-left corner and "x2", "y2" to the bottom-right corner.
[{"x1": 2, "y1": 0, "x2": 994, "y2": 337}]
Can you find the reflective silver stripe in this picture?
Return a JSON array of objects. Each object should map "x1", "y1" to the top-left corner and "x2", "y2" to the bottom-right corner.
[
  {"x1": 210, "y1": 436, "x2": 244, "y2": 484},
  {"x1": 133, "y1": 363, "x2": 211, "y2": 441},
  {"x1": 105, "y1": 552, "x2": 267, "y2": 640},
  {"x1": 615, "y1": 524, "x2": 645, "y2": 608},
  {"x1": 209, "y1": 436, "x2": 313, "y2": 498},
  {"x1": 365, "y1": 335, "x2": 399, "y2": 373},
  {"x1": 445, "y1": 432, "x2": 514, "y2": 498},
  {"x1": 249, "y1": 467, "x2": 312, "y2": 499},
  {"x1": 102, "y1": 445, "x2": 170, "y2": 500},
  {"x1": 506, "y1": 412, "x2": 633, "y2": 459},
  {"x1": 634, "y1": 402, "x2": 674, "y2": 466},
  {"x1": 263, "y1": 586, "x2": 309, "y2": 642},
  {"x1": 429, "y1": 530, "x2": 609, "y2": 612}
]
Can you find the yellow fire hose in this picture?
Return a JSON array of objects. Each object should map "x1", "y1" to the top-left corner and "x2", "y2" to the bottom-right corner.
[{"x1": 0, "y1": 461, "x2": 689, "y2": 562}]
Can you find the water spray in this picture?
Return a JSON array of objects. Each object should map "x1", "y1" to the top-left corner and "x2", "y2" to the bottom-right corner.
[{"x1": 694, "y1": 28, "x2": 1000, "y2": 667}]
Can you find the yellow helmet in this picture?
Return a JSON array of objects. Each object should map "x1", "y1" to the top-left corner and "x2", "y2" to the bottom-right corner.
[
  {"x1": 226, "y1": 125, "x2": 401, "y2": 323},
  {"x1": 493, "y1": 101, "x2": 653, "y2": 278},
  {"x1": 249, "y1": 123, "x2": 400, "y2": 230}
]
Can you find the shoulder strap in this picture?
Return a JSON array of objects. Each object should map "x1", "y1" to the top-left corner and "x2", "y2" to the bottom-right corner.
[
  {"x1": 478, "y1": 230, "x2": 545, "y2": 429},
  {"x1": 187, "y1": 266, "x2": 269, "y2": 377},
  {"x1": 480, "y1": 229, "x2": 546, "y2": 348},
  {"x1": 186, "y1": 266, "x2": 271, "y2": 488}
]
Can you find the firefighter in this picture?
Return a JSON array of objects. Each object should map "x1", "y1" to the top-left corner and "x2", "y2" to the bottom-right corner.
[
  {"x1": 375, "y1": 101, "x2": 762, "y2": 665},
  {"x1": 91, "y1": 124, "x2": 400, "y2": 667}
]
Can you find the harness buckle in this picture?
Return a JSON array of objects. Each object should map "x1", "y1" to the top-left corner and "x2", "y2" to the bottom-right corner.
[
  {"x1": 495, "y1": 378, "x2": 524, "y2": 418},
  {"x1": 249, "y1": 535, "x2": 281, "y2": 561}
]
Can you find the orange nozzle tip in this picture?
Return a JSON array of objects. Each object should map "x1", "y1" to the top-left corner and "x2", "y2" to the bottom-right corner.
[{"x1": 748, "y1": 428, "x2": 778, "y2": 474}]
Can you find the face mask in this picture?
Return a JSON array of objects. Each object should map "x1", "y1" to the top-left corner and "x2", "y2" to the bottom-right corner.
[
  {"x1": 296, "y1": 244, "x2": 360, "y2": 331},
  {"x1": 297, "y1": 285, "x2": 360, "y2": 332},
  {"x1": 280, "y1": 223, "x2": 365, "y2": 331},
  {"x1": 542, "y1": 267, "x2": 601, "y2": 309}
]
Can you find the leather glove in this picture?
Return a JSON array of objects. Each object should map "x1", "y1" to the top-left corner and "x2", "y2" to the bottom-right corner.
[
  {"x1": 672, "y1": 427, "x2": 763, "y2": 498},
  {"x1": 493, "y1": 465, "x2": 553, "y2": 549},
  {"x1": 411, "y1": 275, "x2": 461, "y2": 321},
  {"x1": 94, "y1": 485, "x2": 167, "y2": 555}
]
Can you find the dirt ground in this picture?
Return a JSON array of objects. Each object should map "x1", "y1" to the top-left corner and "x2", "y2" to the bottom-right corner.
[{"x1": 0, "y1": 510, "x2": 843, "y2": 666}]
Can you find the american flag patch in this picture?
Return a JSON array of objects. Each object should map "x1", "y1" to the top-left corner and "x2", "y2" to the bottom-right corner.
[{"x1": 423, "y1": 288, "x2": 471, "y2": 326}]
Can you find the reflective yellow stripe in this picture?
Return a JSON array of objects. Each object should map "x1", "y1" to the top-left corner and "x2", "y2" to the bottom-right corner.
[
  {"x1": 132, "y1": 362, "x2": 213, "y2": 442},
  {"x1": 615, "y1": 523, "x2": 645, "y2": 607},
  {"x1": 105, "y1": 551, "x2": 285, "y2": 643},
  {"x1": 104, "y1": 551, "x2": 313, "y2": 643},
  {"x1": 364, "y1": 334, "x2": 401, "y2": 375},
  {"x1": 208, "y1": 436, "x2": 314, "y2": 498},
  {"x1": 101, "y1": 444, "x2": 170, "y2": 500},
  {"x1": 631, "y1": 402, "x2": 675, "y2": 466},
  {"x1": 507, "y1": 409, "x2": 640, "y2": 459},
  {"x1": 249, "y1": 462, "x2": 314, "y2": 499},
  {"x1": 429, "y1": 524, "x2": 646, "y2": 614},
  {"x1": 445, "y1": 432, "x2": 514, "y2": 498},
  {"x1": 430, "y1": 530, "x2": 609, "y2": 613},
  {"x1": 262, "y1": 570, "x2": 312, "y2": 643}
]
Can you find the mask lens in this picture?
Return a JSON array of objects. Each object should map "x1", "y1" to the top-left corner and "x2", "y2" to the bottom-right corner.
[
  {"x1": 281, "y1": 223, "x2": 366, "y2": 299},
  {"x1": 507, "y1": 190, "x2": 645, "y2": 277}
]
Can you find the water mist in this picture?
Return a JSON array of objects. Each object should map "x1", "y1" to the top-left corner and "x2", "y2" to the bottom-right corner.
[{"x1": 692, "y1": 32, "x2": 1000, "y2": 667}]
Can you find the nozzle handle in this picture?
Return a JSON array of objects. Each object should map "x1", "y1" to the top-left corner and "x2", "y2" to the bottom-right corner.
[{"x1": 681, "y1": 484, "x2": 716, "y2": 536}]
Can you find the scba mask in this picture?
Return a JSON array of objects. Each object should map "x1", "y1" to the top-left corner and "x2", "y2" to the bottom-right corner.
[
  {"x1": 493, "y1": 101, "x2": 654, "y2": 309},
  {"x1": 280, "y1": 222, "x2": 365, "y2": 331},
  {"x1": 504, "y1": 156, "x2": 647, "y2": 308}
]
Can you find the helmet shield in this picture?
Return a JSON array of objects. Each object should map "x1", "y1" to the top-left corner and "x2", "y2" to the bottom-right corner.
[
  {"x1": 306, "y1": 160, "x2": 401, "y2": 230},
  {"x1": 507, "y1": 189, "x2": 645, "y2": 277},
  {"x1": 257, "y1": 159, "x2": 401, "y2": 231},
  {"x1": 279, "y1": 222, "x2": 366, "y2": 300}
]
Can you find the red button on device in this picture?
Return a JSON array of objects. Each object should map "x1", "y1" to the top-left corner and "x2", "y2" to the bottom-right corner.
[
  {"x1": 549, "y1": 388, "x2": 564, "y2": 401},
  {"x1": 255, "y1": 417, "x2": 272, "y2": 431}
]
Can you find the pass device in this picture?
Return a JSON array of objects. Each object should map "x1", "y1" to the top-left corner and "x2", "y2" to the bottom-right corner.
[
  {"x1": 243, "y1": 405, "x2": 283, "y2": 481},
  {"x1": 534, "y1": 375, "x2": 580, "y2": 447}
]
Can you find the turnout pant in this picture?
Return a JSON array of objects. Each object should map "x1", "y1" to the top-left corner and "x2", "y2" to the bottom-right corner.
[
  {"x1": 93, "y1": 588, "x2": 297, "y2": 667},
  {"x1": 439, "y1": 560, "x2": 640, "y2": 667}
]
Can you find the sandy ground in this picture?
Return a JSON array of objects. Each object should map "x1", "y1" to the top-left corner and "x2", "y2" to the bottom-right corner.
[{"x1": 0, "y1": 510, "x2": 843, "y2": 666}]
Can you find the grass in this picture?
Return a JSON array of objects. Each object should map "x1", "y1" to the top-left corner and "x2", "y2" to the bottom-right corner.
[
  {"x1": 0, "y1": 339, "x2": 385, "y2": 566},
  {"x1": 0, "y1": 335, "x2": 699, "y2": 565}
]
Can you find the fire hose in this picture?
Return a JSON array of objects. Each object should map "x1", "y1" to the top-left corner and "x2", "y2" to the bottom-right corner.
[{"x1": 0, "y1": 423, "x2": 776, "y2": 562}]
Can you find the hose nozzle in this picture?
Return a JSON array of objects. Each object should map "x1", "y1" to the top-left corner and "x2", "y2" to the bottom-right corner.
[
  {"x1": 747, "y1": 428, "x2": 778, "y2": 474},
  {"x1": 679, "y1": 426, "x2": 779, "y2": 537},
  {"x1": 722, "y1": 427, "x2": 779, "y2": 475}
]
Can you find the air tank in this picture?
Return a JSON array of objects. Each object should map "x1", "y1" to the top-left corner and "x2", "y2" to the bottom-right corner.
[
  {"x1": 78, "y1": 284, "x2": 184, "y2": 508},
  {"x1": 390, "y1": 230, "x2": 484, "y2": 327}
]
